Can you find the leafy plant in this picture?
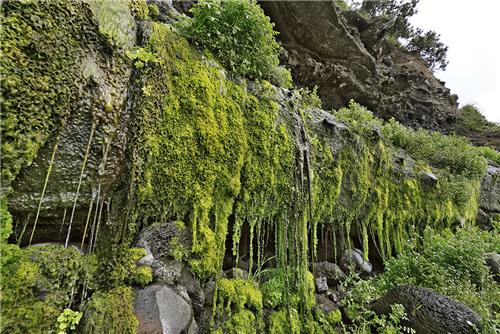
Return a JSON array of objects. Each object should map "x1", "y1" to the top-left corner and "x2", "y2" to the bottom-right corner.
[
  {"x1": 126, "y1": 47, "x2": 157, "y2": 68},
  {"x1": 56, "y1": 309, "x2": 82, "y2": 334},
  {"x1": 377, "y1": 226, "x2": 500, "y2": 330},
  {"x1": 177, "y1": 0, "x2": 291, "y2": 86}
]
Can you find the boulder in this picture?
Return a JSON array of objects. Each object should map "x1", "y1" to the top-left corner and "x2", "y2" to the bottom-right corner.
[
  {"x1": 371, "y1": 285, "x2": 482, "y2": 334},
  {"x1": 136, "y1": 221, "x2": 191, "y2": 284},
  {"x1": 314, "y1": 261, "x2": 347, "y2": 288},
  {"x1": 315, "y1": 277, "x2": 328, "y2": 293},
  {"x1": 484, "y1": 253, "x2": 500, "y2": 282},
  {"x1": 179, "y1": 266, "x2": 205, "y2": 318},
  {"x1": 477, "y1": 165, "x2": 500, "y2": 229},
  {"x1": 134, "y1": 284, "x2": 195, "y2": 334},
  {"x1": 225, "y1": 267, "x2": 249, "y2": 280},
  {"x1": 315, "y1": 294, "x2": 339, "y2": 315},
  {"x1": 340, "y1": 249, "x2": 372, "y2": 275}
]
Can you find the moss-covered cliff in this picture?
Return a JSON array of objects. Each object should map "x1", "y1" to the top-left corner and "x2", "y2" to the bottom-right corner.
[{"x1": 1, "y1": 0, "x2": 497, "y2": 333}]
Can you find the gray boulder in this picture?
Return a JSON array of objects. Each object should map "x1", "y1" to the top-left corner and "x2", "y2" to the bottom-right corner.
[
  {"x1": 485, "y1": 253, "x2": 500, "y2": 282},
  {"x1": 315, "y1": 294, "x2": 339, "y2": 315},
  {"x1": 136, "y1": 221, "x2": 191, "y2": 285},
  {"x1": 315, "y1": 277, "x2": 328, "y2": 293},
  {"x1": 315, "y1": 261, "x2": 347, "y2": 288},
  {"x1": 371, "y1": 285, "x2": 482, "y2": 334},
  {"x1": 477, "y1": 165, "x2": 500, "y2": 229},
  {"x1": 340, "y1": 249, "x2": 372, "y2": 275},
  {"x1": 134, "y1": 284, "x2": 196, "y2": 334}
]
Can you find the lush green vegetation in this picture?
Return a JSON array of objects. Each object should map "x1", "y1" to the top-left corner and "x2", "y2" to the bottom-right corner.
[
  {"x1": 342, "y1": 225, "x2": 500, "y2": 333},
  {"x1": 2, "y1": 0, "x2": 498, "y2": 333},
  {"x1": 177, "y1": 0, "x2": 291, "y2": 87}
]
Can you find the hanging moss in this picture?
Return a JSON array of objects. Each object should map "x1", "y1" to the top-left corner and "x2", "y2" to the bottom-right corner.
[
  {"x1": 0, "y1": 0, "x2": 96, "y2": 191},
  {"x1": 129, "y1": 23, "x2": 296, "y2": 281},
  {"x1": 81, "y1": 286, "x2": 138, "y2": 334},
  {"x1": 212, "y1": 278, "x2": 263, "y2": 333},
  {"x1": 127, "y1": 19, "x2": 487, "y2": 333},
  {"x1": 307, "y1": 102, "x2": 483, "y2": 261}
]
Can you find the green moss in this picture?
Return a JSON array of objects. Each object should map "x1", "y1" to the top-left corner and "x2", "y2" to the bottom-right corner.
[
  {"x1": 213, "y1": 278, "x2": 263, "y2": 332},
  {"x1": 130, "y1": 23, "x2": 295, "y2": 281},
  {"x1": 0, "y1": 244, "x2": 85, "y2": 333},
  {"x1": 0, "y1": 0, "x2": 97, "y2": 191},
  {"x1": 92, "y1": 246, "x2": 152, "y2": 289},
  {"x1": 129, "y1": 0, "x2": 149, "y2": 20},
  {"x1": 268, "y1": 308, "x2": 301, "y2": 334},
  {"x1": 147, "y1": 4, "x2": 160, "y2": 19},
  {"x1": 170, "y1": 236, "x2": 190, "y2": 261},
  {"x1": 0, "y1": 195, "x2": 13, "y2": 242},
  {"x1": 215, "y1": 310, "x2": 257, "y2": 334},
  {"x1": 306, "y1": 101, "x2": 484, "y2": 261},
  {"x1": 81, "y1": 286, "x2": 138, "y2": 334},
  {"x1": 128, "y1": 22, "x2": 487, "y2": 332},
  {"x1": 87, "y1": 0, "x2": 135, "y2": 49}
]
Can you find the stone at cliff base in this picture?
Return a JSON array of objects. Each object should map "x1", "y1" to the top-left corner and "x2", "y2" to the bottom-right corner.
[
  {"x1": 316, "y1": 277, "x2": 329, "y2": 293},
  {"x1": 340, "y1": 249, "x2": 372, "y2": 275},
  {"x1": 484, "y1": 253, "x2": 500, "y2": 282},
  {"x1": 316, "y1": 294, "x2": 340, "y2": 315},
  {"x1": 136, "y1": 221, "x2": 191, "y2": 284},
  {"x1": 134, "y1": 284, "x2": 195, "y2": 334},
  {"x1": 315, "y1": 261, "x2": 347, "y2": 287},
  {"x1": 371, "y1": 285, "x2": 482, "y2": 334}
]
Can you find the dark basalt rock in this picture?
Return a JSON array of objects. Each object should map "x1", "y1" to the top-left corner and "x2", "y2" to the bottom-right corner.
[
  {"x1": 371, "y1": 285, "x2": 482, "y2": 334},
  {"x1": 340, "y1": 249, "x2": 372, "y2": 276},
  {"x1": 484, "y1": 253, "x2": 500, "y2": 282},
  {"x1": 261, "y1": 1, "x2": 459, "y2": 132},
  {"x1": 477, "y1": 165, "x2": 500, "y2": 229},
  {"x1": 136, "y1": 221, "x2": 191, "y2": 285},
  {"x1": 134, "y1": 283, "x2": 197, "y2": 334},
  {"x1": 314, "y1": 261, "x2": 347, "y2": 288}
]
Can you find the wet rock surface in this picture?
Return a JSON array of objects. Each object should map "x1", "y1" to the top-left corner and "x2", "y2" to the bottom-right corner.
[
  {"x1": 371, "y1": 285, "x2": 482, "y2": 334},
  {"x1": 7, "y1": 0, "x2": 136, "y2": 246}
]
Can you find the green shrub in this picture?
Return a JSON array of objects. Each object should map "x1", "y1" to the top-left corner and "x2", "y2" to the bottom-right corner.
[
  {"x1": 177, "y1": 0, "x2": 291, "y2": 86},
  {"x1": 382, "y1": 118, "x2": 487, "y2": 179},
  {"x1": 81, "y1": 286, "x2": 138, "y2": 334},
  {"x1": 478, "y1": 146, "x2": 500, "y2": 165},
  {"x1": 458, "y1": 104, "x2": 491, "y2": 132},
  {"x1": 56, "y1": 308, "x2": 83, "y2": 334},
  {"x1": 378, "y1": 226, "x2": 500, "y2": 329}
]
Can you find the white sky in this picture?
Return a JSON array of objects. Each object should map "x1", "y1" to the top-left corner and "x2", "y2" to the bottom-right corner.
[{"x1": 410, "y1": 0, "x2": 500, "y2": 122}]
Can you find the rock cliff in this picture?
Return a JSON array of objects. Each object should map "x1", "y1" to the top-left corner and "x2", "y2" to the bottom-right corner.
[{"x1": 1, "y1": 1, "x2": 498, "y2": 333}]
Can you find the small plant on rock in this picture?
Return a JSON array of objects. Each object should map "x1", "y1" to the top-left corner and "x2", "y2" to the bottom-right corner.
[
  {"x1": 56, "y1": 309, "x2": 82, "y2": 334},
  {"x1": 177, "y1": 0, "x2": 291, "y2": 87}
]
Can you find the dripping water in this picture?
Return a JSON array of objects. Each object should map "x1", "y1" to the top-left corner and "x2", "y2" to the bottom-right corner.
[
  {"x1": 29, "y1": 138, "x2": 60, "y2": 246},
  {"x1": 80, "y1": 189, "x2": 96, "y2": 250},
  {"x1": 58, "y1": 207, "x2": 68, "y2": 241},
  {"x1": 17, "y1": 214, "x2": 31, "y2": 246},
  {"x1": 65, "y1": 123, "x2": 95, "y2": 248}
]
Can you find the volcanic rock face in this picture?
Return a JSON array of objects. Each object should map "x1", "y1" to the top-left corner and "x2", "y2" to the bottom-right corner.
[
  {"x1": 261, "y1": 1, "x2": 459, "y2": 131},
  {"x1": 477, "y1": 165, "x2": 500, "y2": 229}
]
